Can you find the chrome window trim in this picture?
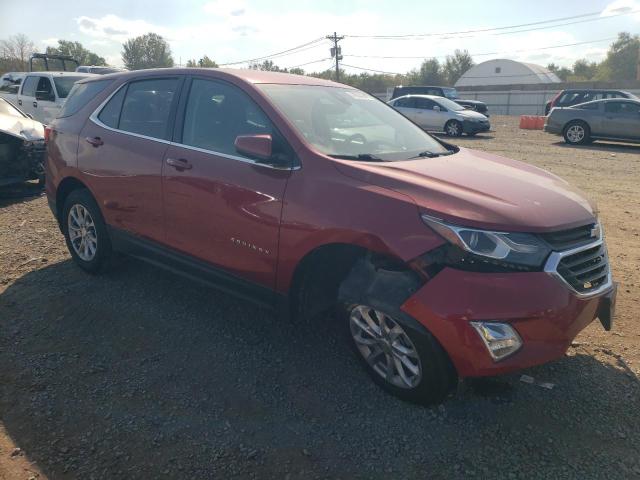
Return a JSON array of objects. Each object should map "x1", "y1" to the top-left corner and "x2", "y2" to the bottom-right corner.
[
  {"x1": 543, "y1": 238, "x2": 613, "y2": 299},
  {"x1": 88, "y1": 82, "x2": 298, "y2": 171}
]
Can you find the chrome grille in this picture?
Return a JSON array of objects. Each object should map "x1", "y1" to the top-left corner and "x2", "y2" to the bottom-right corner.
[{"x1": 545, "y1": 240, "x2": 611, "y2": 296}]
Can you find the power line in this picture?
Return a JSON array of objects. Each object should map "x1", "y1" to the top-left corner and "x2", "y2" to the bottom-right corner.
[
  {"x1": 343, "y1": 37, "x2": 616, "y2": 60},
  {"x1": 286, "y1": 57, "x2": 333, "y2": 69},
  {"x1": 339, "y1": 63, "x2": 404, "y2": 75},
  {"x1": 219, "y1": 37, "x2": 326, "y2": 66},
  {"x1": 345, "y1": 9, "x2": 638, "y2": 40}
]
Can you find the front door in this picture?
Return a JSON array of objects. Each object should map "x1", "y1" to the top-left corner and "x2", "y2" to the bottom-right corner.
[
  {"x1": 78, "y1": 76, "x2": 183, "y2": 242},
  {"x1": 162, "y1": 77, "x2": 292, "y2": 289}
]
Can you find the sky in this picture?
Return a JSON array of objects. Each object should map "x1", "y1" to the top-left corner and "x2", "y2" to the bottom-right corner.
[{"x1": 1, "y1": 0, "x2": 638, "y2": 73}]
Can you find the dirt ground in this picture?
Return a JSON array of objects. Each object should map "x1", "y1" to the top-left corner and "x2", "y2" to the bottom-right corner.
[{"x1": 0, "y1": 116, "x2": 638, "y2": 479}]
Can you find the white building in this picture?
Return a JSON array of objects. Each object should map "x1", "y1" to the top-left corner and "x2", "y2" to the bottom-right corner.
[{"x1": 455, "y1": 59, "x2": 561, "y2": 87}]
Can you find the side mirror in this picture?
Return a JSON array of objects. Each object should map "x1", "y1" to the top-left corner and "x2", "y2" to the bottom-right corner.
[
  {"x1": 433, "y1": 105, "x2": 441, "y2": 112},
  {"x1": 234, "y1": 134, "x2": 272, "y2": 161},
  {"x1": 35, "y1": 90, "x2": 54, "y2": 101}
]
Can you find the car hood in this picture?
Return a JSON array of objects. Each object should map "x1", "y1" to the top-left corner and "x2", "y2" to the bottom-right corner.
[
  {"x1": 0, "y1": 113, "x2": 44, "y2": 141},
  {"x1": 334, "y1": 147, "x2": 595, "y2": 232}
]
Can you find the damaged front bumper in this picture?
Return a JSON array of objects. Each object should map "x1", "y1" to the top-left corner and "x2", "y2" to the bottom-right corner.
[{"x1": 400, "y1": 268, "x2": 615, "y2": 377}]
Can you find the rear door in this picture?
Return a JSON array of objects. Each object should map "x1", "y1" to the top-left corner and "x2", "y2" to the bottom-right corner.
[
  {"x1": 18, "y1": 75, "x2": 38, "y2": 117},
  {"x1": 602, "y1": 101, "x2": 640, "y2": 139},
  {"x1": 78, "y1": 76, "x2": 183, "y2": 242},
  {"x1": 161, "y1": 76, "x2": 293, "y2": 289}
]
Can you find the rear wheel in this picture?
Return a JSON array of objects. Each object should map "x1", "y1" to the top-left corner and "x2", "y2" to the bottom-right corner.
[
  {"x1": 62, "y1": 189, "x2": 112, "y2": 273},
  {"x1": 444, "y1": 120, "x2": 463, "y2": 137},
  {"x1": 344, "y1": 303, "x2": 457, "y2": 405},
  {"x1": 563, "y1": 121, "x2": 590, "y2": 145}
]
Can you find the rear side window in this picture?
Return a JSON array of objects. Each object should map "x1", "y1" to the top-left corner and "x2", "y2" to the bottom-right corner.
[
  {"x1": 21, "y1": 76, "x2": 38, "y2": 97},
  {"x1": 98, "y1": 86, "x2": 126, "y2": 128},
  {"x1": 59, "y1": 80, "x2": 111, "y2": 118},
  {"x1": 118, "y1": 78, "x2": 179, "y2": 139}
]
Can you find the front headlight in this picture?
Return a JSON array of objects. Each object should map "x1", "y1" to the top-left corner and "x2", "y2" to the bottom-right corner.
[{"x1": 421, "y1": 214, "x2": 550, "y2": 268}]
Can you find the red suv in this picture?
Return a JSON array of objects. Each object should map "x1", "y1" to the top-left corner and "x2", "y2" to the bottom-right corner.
[{"x1": 46, "y1": 68, "x2": 616, "y2": 404}]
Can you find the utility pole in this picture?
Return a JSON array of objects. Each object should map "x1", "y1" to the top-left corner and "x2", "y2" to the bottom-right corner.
[{"x1": 327, "y1": 32, "x2": 344, "y2": 82}]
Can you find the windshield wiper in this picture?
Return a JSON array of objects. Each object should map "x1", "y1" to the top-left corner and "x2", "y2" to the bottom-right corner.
[
  {"x1": 408, "y1": 150, "x2": 455, "y2": 159},
  {"x1": 328, "y1": 153, "x2": 385, "y2": 162}
]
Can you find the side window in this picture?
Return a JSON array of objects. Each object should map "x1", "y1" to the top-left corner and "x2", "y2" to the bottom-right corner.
[
  {"x1": 414, "y1": 98, "x2": 436, "y2": 110},
  {"x1": 36, "y1": 77, "x2": 53, "y2": 96},
  {"x1": 59, "y1": 80, "x2": 112, "y2": 118},
  {"x1": 98, "y1": 86, "x2": 126, "y2": 128},
  {"x1": 21, "y1": 76, "x2": 38, "y2": 97},
  {"x1": 607, "y1": 102, "x2": 640, "y2": 114},
  {"x1": 181, "y1": 78, "x2": 274, "y2": 157},
  {"x1": 118, "y1": 78, "x2": 179, "y2": 139},
  {"x1": 395, "y1": 97, "x2": 415, "y2": 108}
]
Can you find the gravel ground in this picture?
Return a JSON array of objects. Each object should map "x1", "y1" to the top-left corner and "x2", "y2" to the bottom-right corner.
[{"x1": 0, "y1": 116, "x2": 639, "y2": 479}]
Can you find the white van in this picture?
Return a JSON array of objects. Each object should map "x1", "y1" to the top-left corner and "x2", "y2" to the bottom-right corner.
[{"x1": 14, "y1": 72, "x2": 95, "y2": 124}]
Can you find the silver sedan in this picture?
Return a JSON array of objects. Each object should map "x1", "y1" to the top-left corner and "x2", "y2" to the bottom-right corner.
[{"x1": 544, "y1": 98, "x2": 640, "y2": 145}]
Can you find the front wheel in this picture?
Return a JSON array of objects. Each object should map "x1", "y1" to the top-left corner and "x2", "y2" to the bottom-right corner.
[
  {"x1": 345, "y1": 304, "x2": 457, "y2": 405},
  {"x1": 62, "y1": 189, "x2": 113, "y2": 273},
  {"x1": 563, "y1": 121, "x2": 590, "y2": 145},
  {"x1": 444, "y1": 120, "x2": 463, "y2": 137}
]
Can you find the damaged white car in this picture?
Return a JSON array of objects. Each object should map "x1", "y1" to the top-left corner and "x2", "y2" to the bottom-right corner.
[{"x1": 0, "y1": 98, "x2": 46, "y2": 187}]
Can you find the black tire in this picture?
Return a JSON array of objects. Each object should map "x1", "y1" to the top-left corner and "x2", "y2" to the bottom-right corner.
[
  {"x1": 342, "y1": 300, "x2": 457, "y2": 405},
  {"x1": 444, "y1": 120, "x2": 463, "y2": 137},
  {"x1": 62, "y1": 188, "x2": 112, "y2": 274},
  {"x1": 563, "y1": 120, "x2": 591, "y2": 145}
]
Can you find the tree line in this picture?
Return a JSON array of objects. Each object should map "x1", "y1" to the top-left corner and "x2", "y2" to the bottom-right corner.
[{"x1": 1, "y1": 31, "x2": 637, "y2": 91}]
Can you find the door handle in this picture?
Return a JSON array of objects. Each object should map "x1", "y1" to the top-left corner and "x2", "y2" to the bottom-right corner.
[
  {"x1": 18, "y1": 99, "x2": 22, "y2": 106},
  {"x1": 85, "y1": 136, "x2": 104, "y2": 147},
  {"x1": 33, "y1": 101, "x2": 38, "y2": 108},
  {"x1": 166, "y1": 157, "x2": 192, "y2": 171}
]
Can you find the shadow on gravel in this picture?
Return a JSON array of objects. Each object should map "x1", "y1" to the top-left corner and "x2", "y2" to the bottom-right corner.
[
  {"x1": 553, "y1": 141, "x2": 640, "y2": 154},
  {"x1": 1, "y1": 259, "x2": 639, "y2": 479},
  {"x1": 0, "y1": 182, "x2": 44, "y2": 207}
]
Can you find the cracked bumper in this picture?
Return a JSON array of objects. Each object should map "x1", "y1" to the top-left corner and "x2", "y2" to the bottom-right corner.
[{"x1": 400, "y1": 268, "x2": 613, "y2": 377}]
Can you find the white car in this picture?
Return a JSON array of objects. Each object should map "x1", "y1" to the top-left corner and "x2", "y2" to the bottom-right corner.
[
  {"x1": 0, "y1": 72, "x2": 95, "y2": 124},
  {"x1": 388, "y1": 94, "x2": 490, "y2": 137}
]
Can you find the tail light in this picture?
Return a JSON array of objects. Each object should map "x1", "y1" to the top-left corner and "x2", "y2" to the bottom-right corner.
[{"x1": 44, "y1": 126, "x2": 52, "y2": 144}]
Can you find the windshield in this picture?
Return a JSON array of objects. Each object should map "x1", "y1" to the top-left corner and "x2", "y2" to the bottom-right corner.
[
  {"x1": 53, "y1": 76, "x2": 85, "y2": 98},
  {"x1": 442, "y1": 87, "x2": 459, "y2": 99},
  {"x1": 435, "y1": 97, "x2": 466, "y2": 111},
  {"x1": 0, "y1": 99, "x2": 25, "y2": 118},
  {"x1": 258, "y1": 84, "x2": 449, "y2": 160}
]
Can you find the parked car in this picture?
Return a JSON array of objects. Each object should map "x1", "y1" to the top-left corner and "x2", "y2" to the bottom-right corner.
[
  {"x1": 544, "y1": 89, "x2": 637, "y2": 115},
  {"x1": 76, "y1": 65, "x2": 127, "y2": 74},
  {"x1": 389, "y1": 94, "x2": 490, "y2": 136},
  {"x1": 46, "y1": 69, "x2": 615, "y2": 405},
  {"x1": 0, "y1": 98, "x2": 46, "y2": 186},
  {"x1": 0, "y1": 72, "x2": 25, "y2": 89},
  {"x1": 390, "y1": 85, "x2": 489, "y2": 116},
  {"x1": 545, "y1": 98, "x2": 640, "y2": 145},
  {"x1": 4, "y1": 72, "x2": 95, "y2": 124}
]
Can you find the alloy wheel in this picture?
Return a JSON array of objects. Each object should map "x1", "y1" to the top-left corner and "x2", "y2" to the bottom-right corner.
[
  {"x1": 67, "y1": 204, "x2": 98, "y2": 261},
  {"x1": 349, "y1": 305, "x2": 422, "y2": 389},
  {"x1": 446, "y1": 122, "x2": 460, "y2": 136},
  {"x1": 566, "y1": 125, "x2": 585, "y2": 143}
]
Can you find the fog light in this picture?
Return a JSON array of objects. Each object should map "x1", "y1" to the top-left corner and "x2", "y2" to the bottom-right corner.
[{"x1": 470, "y1": 322, "x2": 522, "y2": 361}]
